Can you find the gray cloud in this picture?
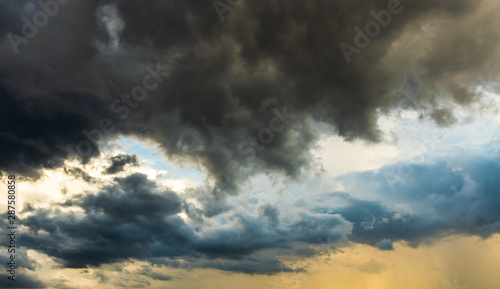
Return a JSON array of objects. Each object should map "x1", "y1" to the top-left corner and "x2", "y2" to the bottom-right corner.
[
  {"x1": 376, "y1": 239, "x2": 394, "y2": 251},
  {"x1": 15, "y1": 133, "x2": 500, "y2": 275},
  {"x1": 23, "y1": 174, "x2": 194, "y2": 268},
  {"x1": 19, "y1": 173, "x2": 351, "y2": 274},
  {"x1": 104, "y1": 154, "x2": 138, "y2": 174},
  {"x1": 65, "y1": 166, "x2": 93, "y2": 182},
  {"x1": 0, "y1": 0, "x2": 499, "y2": 191},
  {"x1": 0, "y1": 271, "x2": 45, "y2": 288},
  {"x1": 328, "y1": 137, "x2": 500, "y2": 247},
  {"x1": 3, "y1": 0, "x2": 500, "y2": 279}
]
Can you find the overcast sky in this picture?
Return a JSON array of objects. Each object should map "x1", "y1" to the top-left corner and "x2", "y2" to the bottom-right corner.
[{"x1": 1, "y1": 0, "x2": 500, "y2": 288}]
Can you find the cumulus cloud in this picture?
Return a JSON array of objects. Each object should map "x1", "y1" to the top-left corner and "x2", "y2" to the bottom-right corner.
[
  {"x1": 19, "y1": 173, "x2": 352, "y2": 273},
  {"x1": 1, "y1": 0, "x2": 500, "y2": 191},
  {"x1": 12, "y1": 133, "x2": 500, "y2": 275},
  {"x1": 376, "y1": 239, "x2": 394, "y2": 251},
  {"x1": 2, "y1": 0, "x2": 500, "y2": 281},
  {"x1": 104, "y1": 154, "x2": 138, "y2": 174},
  {"x1": 0, "y1": 272, "x2": 45, "y2": 288},
  {"x1": 329, "y1": 137, "x2": 500, "y2": 246}
]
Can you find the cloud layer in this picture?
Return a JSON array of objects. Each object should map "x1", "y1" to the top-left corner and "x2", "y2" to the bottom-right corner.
[
  {"x1": 10, "y1": 135, "x2": 500, "y2": 277},
  {"x1": 1, "y1": 0, "x2": 500, "y2": 191}
]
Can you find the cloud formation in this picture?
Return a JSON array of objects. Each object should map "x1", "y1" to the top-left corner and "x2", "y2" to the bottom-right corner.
[
  {"x1": 104, "y1": 154, "x2": 138, "y2": 174},
  {"x1": 14, "y1": 133, "x2": 500, "y2": 276},
  {"x1": 19, "y1": 173, "x2": 351, "y2": 273},
  {"x1": 330, "y1": 138, "x2": 500, "y2": 246},
  {"x1": 376, "y1": 239, "x2": 394, "y2": 251},
  {"x1": 1, "y1": 0, "x2": 500, "y2": 191},
  {"x1": 2, "y1": 0, "x2": 500, "y2": 281}
]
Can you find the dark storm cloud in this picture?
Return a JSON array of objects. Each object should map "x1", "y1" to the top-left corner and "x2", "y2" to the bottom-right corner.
[
  {"x1": 0, "y1": 0, "x2": 118, "y2": 176},
  {"x1": 104, "y1": 154, "x2": 138, "y2": 174},
  {"x1": 16, "y1": 134, "x2": 500, "y2": 273},
  {"x1": 64, "y1": 166, "x2": 93, "y2": 182},
  {"x1": 0, "y1": 232, "x2": 43, "y2": 287},
  {"x1": 182, "y1": 187, "x2": 234, "y2": 228},
  {"x1": 294, "y1": 247, "x2": 319, "y2": 258},
  {"x1": 22, "y1": 174, "x2": 194, "y2": 268},
  {"x1": 322, "y1": 138, "x2": 500, "y2": 247},
  {"x1": 0, "y1": 244, "x2": 39, "y2": 272},
  {"x1": 259, "y1": 203, "x2": 280, "y2": 227},
  {"x1": 190, "y1": 211, "x2": 350, "y2": 261},
  {"x1": 195, "y1": 256, "x2": 303, "y2": 275},
  {"x1": 0, "y1": 85, "x2": 106, "y2": 177},
  {"x1": 19, "y1": 173, "x2": 351, "y2": 273},
  {"x1": 376, "y1": 239, "x2": 394, "y2": 251},
  {"x1": 151, "y1": 254, "x2": 303, "y2": 275},
  {"x1": 0, "y1": 272, "x2": 45, "y2": 288},
  {"x1": 136, "y1": 267, "x2": 172, "y2": 282},
  {"x1": 313, "y1": 193, "x2": 435, "y2": 247},
  {"x1": 1, "y1": 0, "x2": 500, "y2": 190}
]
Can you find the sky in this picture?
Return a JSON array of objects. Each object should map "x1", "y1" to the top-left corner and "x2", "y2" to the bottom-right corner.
[{"x1": 1, "y1": 0, "x2": 500, "y2": 288}]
